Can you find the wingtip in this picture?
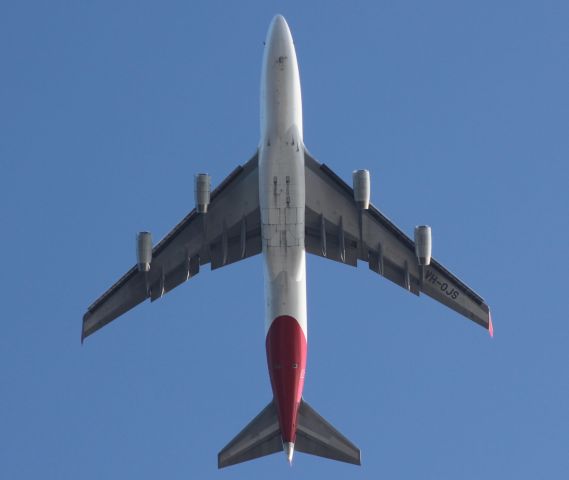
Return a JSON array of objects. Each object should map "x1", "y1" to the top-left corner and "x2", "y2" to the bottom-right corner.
[
  {"x1": 488, "y1": 312, "x2": 494, "y2": 338},
  {"x1": 80, "y1": 319, "x2": 86, "y2": 345},
  {"x1": 81, "y1": 311, "x2": 92, "y2": 344}
]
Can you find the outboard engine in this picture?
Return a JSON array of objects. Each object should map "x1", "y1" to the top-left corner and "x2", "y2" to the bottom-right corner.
[
  {"x1": 195, "y1": 173, "x2": 211, "y2": 213},
  {"x1": 414, "y1": 225, "x2": 432, "y2": 266},
  {"x1": 352, "y1": 169, "x2": 370, "y2": 210},
  {"x1": 136, "y1": 231, "x2": 153, "y2": 272}
]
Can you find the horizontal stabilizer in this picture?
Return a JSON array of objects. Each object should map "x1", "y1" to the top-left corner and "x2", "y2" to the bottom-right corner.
[
  {"x1": 296, "y1": 399, "x2": 361, "y2": 465},
  {"x1": 218, "y1": 400, "x2": 282, "y2": 469}
]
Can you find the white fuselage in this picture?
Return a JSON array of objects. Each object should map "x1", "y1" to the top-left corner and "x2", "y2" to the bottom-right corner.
[
  {"x1": 259, "y1": 16, "x2": 307, "y2": 340},
  {"x1": 259, "y1": 16, "x2": 307, "y2": 451}
]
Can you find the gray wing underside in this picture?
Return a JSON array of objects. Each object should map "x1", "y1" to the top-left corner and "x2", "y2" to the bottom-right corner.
[
  {"x1": 304, "y1": 150, "x2": 491, "y2": 331},
  {"x1": 82, "y1": 152, "x2": 261, "y2": 341}
]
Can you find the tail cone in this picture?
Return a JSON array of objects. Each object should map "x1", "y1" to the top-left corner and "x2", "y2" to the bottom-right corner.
[{"x1": 283, "y1": 442, "x2": 295, "y2": 465}]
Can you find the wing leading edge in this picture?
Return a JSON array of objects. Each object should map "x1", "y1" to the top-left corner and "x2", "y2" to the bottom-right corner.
[
  {"x1": 82, "y1": 152, "x2": 261, "y2": 341},
  {"x1": 303, "y1": 149, "x2": 491, "y2": 332}
]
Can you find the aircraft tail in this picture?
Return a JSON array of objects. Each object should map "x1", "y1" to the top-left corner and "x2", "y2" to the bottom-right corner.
[
  {"x1": 296, "y1": 399, "x2": 361, "y2": 465},
  {"x1": 218, "y1": 399, "x2": 361, "y2": 468},
  {"x1": 218, "y1": 401, "x2": 282, "y2": 468}
]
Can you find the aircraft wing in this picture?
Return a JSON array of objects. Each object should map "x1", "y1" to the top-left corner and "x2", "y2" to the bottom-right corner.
[
  {"x1": 82, "y1": 152, "x2": 261, "y2": 341},
  {"x1": 303, "y1": 150, "x2": 491, "y2": 332}
]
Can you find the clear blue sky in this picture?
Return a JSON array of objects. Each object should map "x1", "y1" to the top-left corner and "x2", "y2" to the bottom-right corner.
[{"x1": 1, "y1": 1, "x2": 568, "y2": 478}]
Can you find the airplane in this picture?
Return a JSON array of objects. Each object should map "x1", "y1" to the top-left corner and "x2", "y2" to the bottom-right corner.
[{"x1": 82, "y1": 14, "x2": 493, "y2": 468}]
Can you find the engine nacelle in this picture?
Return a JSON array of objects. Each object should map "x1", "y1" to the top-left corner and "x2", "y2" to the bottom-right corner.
[
  {"x1": 352, "y1": 169, "x2": 370, "y2": 210},
  {"x1": 136, "y1": 231, "x2": 152, "y2": 272},
  {"x1": 194, "y1": 173, "x2": 211, "y2": 213},
  {"x1": 414, "y1": 225, "x2": 432, "y2": 266}
]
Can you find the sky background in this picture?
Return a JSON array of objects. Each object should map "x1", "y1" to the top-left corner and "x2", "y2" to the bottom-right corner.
[{"x1": 1, "y1": 1, "x2": 568, "y2": 478}]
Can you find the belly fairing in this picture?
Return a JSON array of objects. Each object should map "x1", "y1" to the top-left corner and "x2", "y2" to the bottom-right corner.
[{"x1": 259, "y1": 134, "x2": 307, "y2": 337}]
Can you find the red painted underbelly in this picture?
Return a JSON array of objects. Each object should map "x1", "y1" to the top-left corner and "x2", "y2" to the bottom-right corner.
[{"x1": 265, "y1": 315, "x2": 307, "y2": 443}]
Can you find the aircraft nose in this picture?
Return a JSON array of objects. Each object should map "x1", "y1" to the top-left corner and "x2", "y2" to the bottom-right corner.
[
  {"x1": 270, "y1": 14, "x2": 288, "y2": 33},
  {"x1": 266, "y1": 14, "x2": 292, "y2": 48}
]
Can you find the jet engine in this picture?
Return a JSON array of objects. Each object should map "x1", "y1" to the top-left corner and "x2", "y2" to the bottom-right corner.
[
  {"x1": 195, "y1": 173, "x2": 211, "y2": 213},
  {"x1": 136, "y1": 231, "x2": 152, "y2": 272},
  {"x1": 414, "y1": 225, "x2": 432, "y2": 266},
  {"x1": 352, "y1": 169, "x2": 370, "y2": 210}
]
